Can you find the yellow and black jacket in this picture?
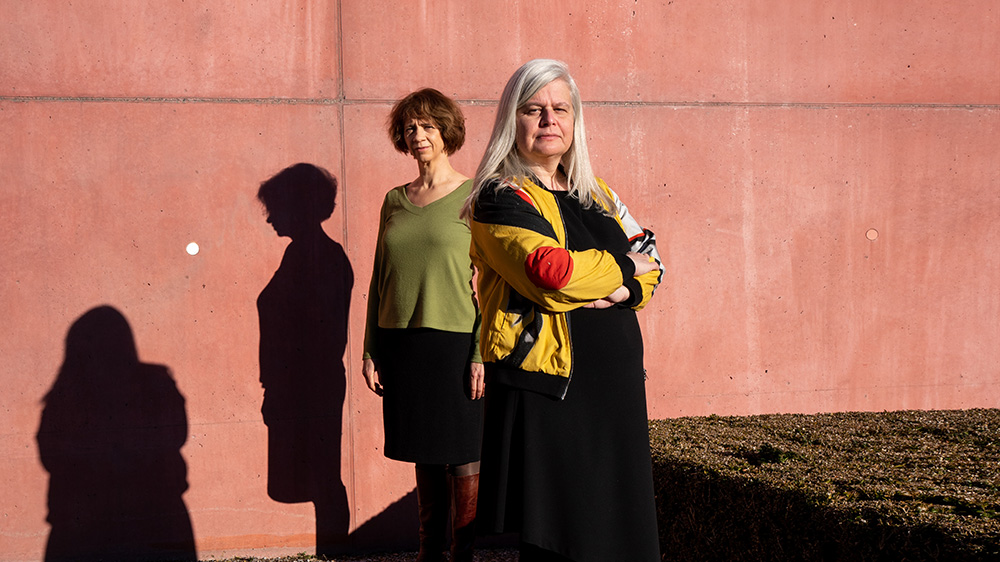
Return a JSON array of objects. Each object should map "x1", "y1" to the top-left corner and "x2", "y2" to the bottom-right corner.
[{"x1": 469, "y1": 176, "x2": 663, "y2": 399}]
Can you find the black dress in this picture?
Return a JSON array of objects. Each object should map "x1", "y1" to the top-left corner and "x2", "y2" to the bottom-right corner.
[{"x1": 477, "y1": 191, "x2": 660, "y2": 562}]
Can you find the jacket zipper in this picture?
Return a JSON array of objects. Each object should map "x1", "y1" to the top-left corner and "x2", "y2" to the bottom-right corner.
[{"x1": 551, "y1": 187, "x2": 574, "y2": 400}]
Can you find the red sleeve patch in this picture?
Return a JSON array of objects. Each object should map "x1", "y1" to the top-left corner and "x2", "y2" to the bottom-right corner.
[{"x1": 524, "y1": 246, "x2": 574, "y2": 290}]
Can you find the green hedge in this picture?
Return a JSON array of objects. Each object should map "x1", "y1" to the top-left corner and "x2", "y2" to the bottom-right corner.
[{"x1": 649, "y1": 410, "x2": 1000, "y2": 561}]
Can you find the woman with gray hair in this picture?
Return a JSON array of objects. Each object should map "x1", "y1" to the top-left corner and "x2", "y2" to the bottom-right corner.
[{"x1": 464, "y1": 59, "x2": 663, "y2": 561}]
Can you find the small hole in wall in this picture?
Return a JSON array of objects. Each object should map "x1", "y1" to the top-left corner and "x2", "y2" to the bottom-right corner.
[{"x1": 865, "y1": 229, "x2": 879, "y2": 241}]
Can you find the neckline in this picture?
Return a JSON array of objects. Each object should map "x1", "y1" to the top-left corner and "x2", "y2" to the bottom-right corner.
[{"x1": 398, "y1": 179, "x2": 468, "y2": 212}]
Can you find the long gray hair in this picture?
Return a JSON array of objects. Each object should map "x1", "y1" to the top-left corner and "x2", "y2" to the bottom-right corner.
[{"x1": 462, "y1": 59, "x2": 614, "y2": 218}]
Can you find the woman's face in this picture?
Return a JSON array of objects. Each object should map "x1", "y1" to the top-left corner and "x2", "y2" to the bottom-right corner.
[
  {"x1": 515, "y1": 79, "x2": 575, "y2": 167},
  {"x1": 403, "y1": 117, "x2": 447, "y2": 163}
]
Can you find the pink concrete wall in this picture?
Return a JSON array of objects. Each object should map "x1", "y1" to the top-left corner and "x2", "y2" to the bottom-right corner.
[{"x1": 1, "y1": 1, "x2": 997, "y2": 559}]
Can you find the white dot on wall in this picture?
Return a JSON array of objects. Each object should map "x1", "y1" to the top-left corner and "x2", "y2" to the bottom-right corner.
[
  {"x1": 186, "y1": 242, "x2": 200, "y2": 255},
  {"x1": 865, "y1": 229, "x2": 879, "y2": 241}
]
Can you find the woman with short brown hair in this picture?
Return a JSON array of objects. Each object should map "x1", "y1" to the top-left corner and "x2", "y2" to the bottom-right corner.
[{"x1": 362, "y1": 88, "x2": 483, "y2": 562}]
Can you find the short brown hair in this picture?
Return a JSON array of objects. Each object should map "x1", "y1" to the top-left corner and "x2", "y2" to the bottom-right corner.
[{"x1": 387, "y1": 88, "x2": 466, "y2": 155}]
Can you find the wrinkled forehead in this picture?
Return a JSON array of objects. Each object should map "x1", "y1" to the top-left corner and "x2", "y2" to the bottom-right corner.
[{"x1": 521, "y1": 77, "x2": 575, "y2": 107}]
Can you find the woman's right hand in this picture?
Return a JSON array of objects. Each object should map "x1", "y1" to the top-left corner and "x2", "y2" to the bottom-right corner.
[
  {"x1": 583, "y1": 285, "x2": 630, "y2": 309},
  {"x1": 627, "y1": 251, "x2": 657, "y2": 276},
  {"x1": 362, "y1": 358, "x2": 384, "y2": 396}
]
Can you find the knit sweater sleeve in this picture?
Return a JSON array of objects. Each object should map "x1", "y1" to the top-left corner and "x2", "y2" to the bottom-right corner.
[{"x1": 362, "y1": 193, "x2": 390, "y2": 360}]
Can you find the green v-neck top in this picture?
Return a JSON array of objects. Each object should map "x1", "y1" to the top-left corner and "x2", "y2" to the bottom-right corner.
[{"x1": 363, "y1": 179, "x2": 481, "y2": 361}]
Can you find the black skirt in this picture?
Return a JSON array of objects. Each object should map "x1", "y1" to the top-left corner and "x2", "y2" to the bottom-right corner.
[
  {"x1": 477, "y1": 306, "x2": 660, "y2": 562},
  {"x1": 377, "y1": 328, "x2": 484, "y2": 465}
]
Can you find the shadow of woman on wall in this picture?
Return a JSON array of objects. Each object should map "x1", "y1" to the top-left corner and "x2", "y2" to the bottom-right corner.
[
  {"x1": 256, "y1": 163, "x2": 354, "y2": 555},
  {"x1": 37, "y1": 305, "x2": 196, "y2": 562}
]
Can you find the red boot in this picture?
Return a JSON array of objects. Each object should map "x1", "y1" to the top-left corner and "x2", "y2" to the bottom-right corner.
[{"x1": 449, "y1": 472, "x2": 479, "y2": 562}]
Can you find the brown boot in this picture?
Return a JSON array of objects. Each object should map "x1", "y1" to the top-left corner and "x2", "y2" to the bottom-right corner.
[
  {"x1": 449, "y1": 471, "x2": 479, "y2": 562},
  {"x1": 415, "y1": 465, "x2": 448, "y2": 562}
]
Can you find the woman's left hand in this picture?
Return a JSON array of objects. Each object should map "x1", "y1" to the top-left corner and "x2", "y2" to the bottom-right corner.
[{"x1": 468, "y1": 361, "x2": 485, "y2": 400}]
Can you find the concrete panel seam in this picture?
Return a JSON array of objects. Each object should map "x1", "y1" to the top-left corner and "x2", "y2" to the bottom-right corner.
[
  {"x1": 582, "y1": 101, "x2": 1000, "y2": 110},
  {"x1": 0, "y1": 95, "x2": 346, "y2": 105},
  {"x1": 2, "y1": 96, "x2": 997, "y2": 111}
]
